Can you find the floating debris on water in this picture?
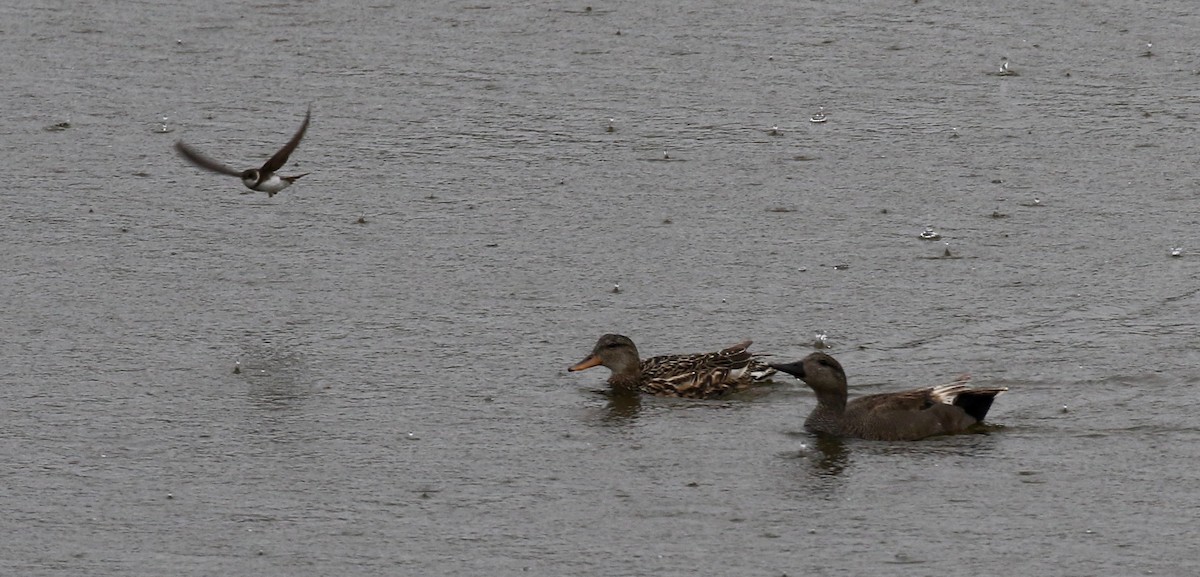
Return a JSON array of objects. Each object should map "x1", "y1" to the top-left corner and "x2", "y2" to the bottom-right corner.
[
  {"x1": 996, "y1": 57, "x2": 1018, "y2": 76},
  {"x1": 919, "y1": 226, "x2": 941, "y2": 240},
  {"x1": 919, "y1": 241, "x2": 965, "y2": 260}
]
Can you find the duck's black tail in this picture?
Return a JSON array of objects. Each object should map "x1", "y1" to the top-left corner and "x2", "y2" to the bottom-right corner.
[{"x1": 953, "y1": 388, "x2": 1008, "y2": 422}]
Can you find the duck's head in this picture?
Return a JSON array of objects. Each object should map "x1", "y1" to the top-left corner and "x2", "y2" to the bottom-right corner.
[
  {"x1": 569, "y1": 334, "x2": 641, "y2": 376},
  {"x1": 771, "y1": 352, "x2": 847, "y2": 393}
]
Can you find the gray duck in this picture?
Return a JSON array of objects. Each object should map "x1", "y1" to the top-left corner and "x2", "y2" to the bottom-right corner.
[{"x1": 771, "y1": 352, "x2": 1007, "y2": 441}]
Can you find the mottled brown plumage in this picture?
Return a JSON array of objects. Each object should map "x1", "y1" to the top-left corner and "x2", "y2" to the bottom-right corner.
[
  {"x1": 568, "y1": 334, "x2": 774, "y2": 398},
  {"x1": 771, "y1": 352, "x2": 1007, "y2": 441}
]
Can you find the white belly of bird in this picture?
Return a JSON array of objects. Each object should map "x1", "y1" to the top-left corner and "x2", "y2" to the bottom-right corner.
[{"x1": 249, "y1": 174, "x2": 291, "y2": 194}]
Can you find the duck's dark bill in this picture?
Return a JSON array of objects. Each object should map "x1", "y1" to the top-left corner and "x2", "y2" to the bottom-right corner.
[{"x1": 769, "y1": 361, "x2": 806, "y2": 378}]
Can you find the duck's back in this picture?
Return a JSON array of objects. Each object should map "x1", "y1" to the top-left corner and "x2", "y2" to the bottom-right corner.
[
  {"x1": 840, "y1": 393, "x2": 979, "y2": 440},
  {"x1": 822, "y1": 383, "x2": 1001, "y2": 441},
  {"x1": 638, "y1": 341, "x2": 757, "y2": 398}
]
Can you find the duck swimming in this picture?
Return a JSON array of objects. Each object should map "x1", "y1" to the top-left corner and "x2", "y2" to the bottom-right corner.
[
  {"x1": 771, "y1": 352, "x2": 1007, "y2": 441},
  {"x1": 568, "y1": 334, "x2": 775, "y2": 398}
]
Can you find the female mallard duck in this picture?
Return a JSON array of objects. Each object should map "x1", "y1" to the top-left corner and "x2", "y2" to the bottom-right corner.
[
  {"x1": 771, "y1": 352, "x2": 1007, "y2": 441},
  {"x1": 568, "y1": 334, "x2": 775, "y2": 398}
]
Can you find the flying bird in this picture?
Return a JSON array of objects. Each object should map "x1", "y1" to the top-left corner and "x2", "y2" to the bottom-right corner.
[{"x1": 175, "y1": 107, "x2": 311, "y2": 196}]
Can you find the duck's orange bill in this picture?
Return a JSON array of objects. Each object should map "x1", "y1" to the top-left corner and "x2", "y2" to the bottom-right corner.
[{"x1": 568, "y1": 355, "x2": 603, "y2": 372}]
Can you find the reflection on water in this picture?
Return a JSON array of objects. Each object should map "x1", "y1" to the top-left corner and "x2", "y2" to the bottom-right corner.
[
  {"x1": 602, "y1": 393, "x2": 641, "y2": 422},
  {"x1": 234, "y1": 346, "x2": 315, "y2": 412},
  {"x1": 868, "y1": 430, "x2": 1003, "y2": 458},
  {"x1": 801, "y1": 434, "x2": 849, "y2": 478},
  {"x1": 591, "y1": 389, "x2": 775, "y2": 423},
  {"x1": 779, "y1": 433, "x2": 850, "y2": 499},
  {"x1": 789, "y1": 429, "x2": 1004, "y2": 481},
  {"x1": 576, "y1": 388, "x2": 644, "y2": 424}
]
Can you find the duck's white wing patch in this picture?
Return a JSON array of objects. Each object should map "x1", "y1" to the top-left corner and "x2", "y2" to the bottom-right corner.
[{"x1": 929, "y1": 383, "x2": 972, "y2": 405}]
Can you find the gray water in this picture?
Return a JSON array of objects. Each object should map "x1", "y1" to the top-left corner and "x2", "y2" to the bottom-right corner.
[{"x1": 3, "y1": 0, "x2": 1200, "y2": 575}]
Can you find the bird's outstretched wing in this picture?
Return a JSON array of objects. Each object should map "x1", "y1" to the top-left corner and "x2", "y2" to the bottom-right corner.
[
  {"x1": 174, "y1": 141, "x2": 243, "y2": 177},
  {"x1": 261, "y1": 107, "x2": 311, "y2": 173}
]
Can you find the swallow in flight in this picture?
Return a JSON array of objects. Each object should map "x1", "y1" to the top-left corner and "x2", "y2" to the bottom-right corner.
[{"x1": 175, "y1": 107, "x2": 311, "y2": 196}]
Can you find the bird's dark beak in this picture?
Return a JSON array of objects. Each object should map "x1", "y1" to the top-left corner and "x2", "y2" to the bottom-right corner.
[{"x1": 769, "y1": 361, "x2": 806, "y2": 379}]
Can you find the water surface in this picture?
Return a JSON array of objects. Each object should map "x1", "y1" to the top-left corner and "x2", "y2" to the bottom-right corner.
[{"x1": 3, "y1": 0, "x2": 1199, "y2": 575}]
